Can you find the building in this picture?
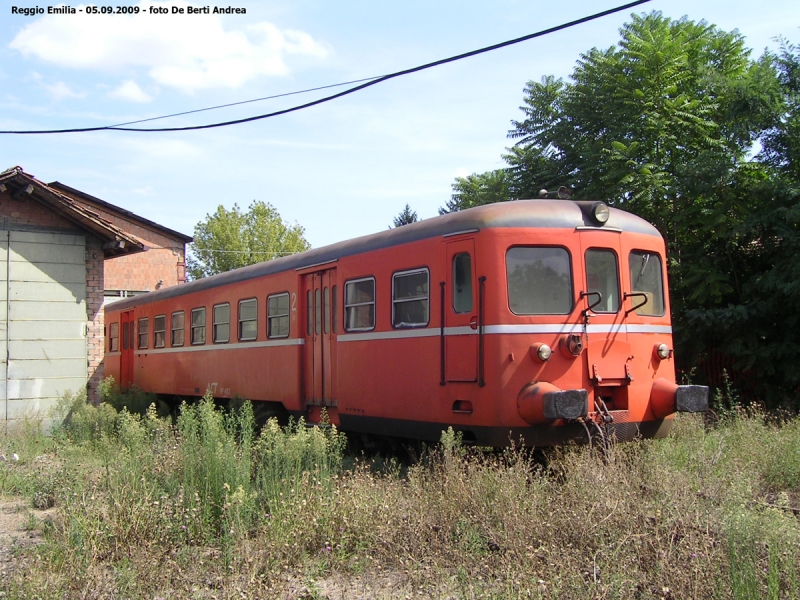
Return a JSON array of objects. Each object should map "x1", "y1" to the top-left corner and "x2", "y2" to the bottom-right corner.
[
  {"x1": 50, "y1": 182, "x2": 192, "y2": 305},
  {"x1": 0, "y1": 166, "x2": 191, "y2": 427}
]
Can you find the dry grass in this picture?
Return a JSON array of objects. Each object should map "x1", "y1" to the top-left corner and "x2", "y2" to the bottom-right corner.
[{"x1": 1, "y1": 391, "x2": 799, "y2": 599}]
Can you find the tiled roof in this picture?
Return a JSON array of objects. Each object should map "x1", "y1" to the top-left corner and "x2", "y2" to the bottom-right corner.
[{"x1": 49, "y1": 181, "x2": 192, "y2": 243}]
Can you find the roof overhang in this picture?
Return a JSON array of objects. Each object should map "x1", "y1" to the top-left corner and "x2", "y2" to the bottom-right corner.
[
  {"x1": 49, "y1": 181, "x2": 193, "y2": 244},
  {"x1": 0, "y1": 166, "x2": 145, "y2": 257}
]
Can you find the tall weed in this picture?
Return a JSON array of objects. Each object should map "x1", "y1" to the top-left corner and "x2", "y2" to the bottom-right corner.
[
  {"x1": 173, "y1": 392, "x2": 257, "y2": 541},
  {"x1": 725, "y1": 507, "x2": 800, "y2": 600}
]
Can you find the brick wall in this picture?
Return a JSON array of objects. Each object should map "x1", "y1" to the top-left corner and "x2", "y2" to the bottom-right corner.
[
  {"x1": 1, "y1": 191, "x2": 76, "y2": 230},
  {"x1": 82, "y1": 204, "x2": 186, "y2": 292},
  {"x1": 86, "y1": 236, "x2": 105, "y2": 403}
]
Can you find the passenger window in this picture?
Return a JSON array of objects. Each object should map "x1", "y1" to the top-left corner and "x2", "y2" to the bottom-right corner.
[
  {"x1": 171, "y1": 311, "x2": 185, "y2": 346},
  {"x1": 345, "y1": 277, "x2": 375, "y2": 331},
  {"x1": 268, "y1": 293, "x2": 290, "y2": 338},
  {"x1": 393, "y1": 269, "x2": 429, "y2": 327},
  {"x1": 153, "y1": 315, "x2": 166, "y2": 348},
  {"x1": 213, "y1": 303, "x2": 230, "y2": 343},
  {"x1": 453, "y1": 253, "x2": 473, "y2": 313},
  {"x1": 239, "y1": 299, "x2": 258, "y2": 341},
  {"x1": 506, "y1": 247, "x2": 573, "y2": 314},
  {"x1": 109, "y1": 322, "x2": 119, "y2": 352},
  {"x1": 138, "y1": 318, "x2": 149, "y2": 349},
  {"x1": 629, "y1": 251, "x2": 665, "y2": 316},
  {"x1": 585, "y1": 249, "x2": 620, "y2": 312},
  {"x1": 191, "y1": 308, "x2": 206, "y2": 345}
]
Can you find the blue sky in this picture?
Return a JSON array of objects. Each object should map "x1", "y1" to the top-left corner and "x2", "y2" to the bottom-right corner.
[{"x1": 1, "y1": 0, "x2": 798, "y2": 249}]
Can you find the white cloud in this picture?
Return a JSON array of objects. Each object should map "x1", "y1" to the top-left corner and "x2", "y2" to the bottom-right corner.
[
  {"x1": 108, "y1": 80, "x2": 153, "y2": 103},
  {"x1": 21, "y1": 71, "x2": 85, "y2": 100},
  {"x1": 43, "y1": 81, "x2": 85, "y2": 100},
  {"x1": 9, "y1": 1, "x2": 330, "y2": 94},
  {"x1": 131, "y1": 186, "x2": 155, "y2": 195}
]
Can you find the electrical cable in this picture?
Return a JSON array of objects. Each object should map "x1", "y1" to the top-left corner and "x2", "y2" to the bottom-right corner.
[
  {"x1": 1, "y1": 0, "x2": 651, "y2": 134},
  {"x1": 105, "y1": 75, "x2": 383, "y2": 128},
  {"x1": 189, "y1": 248, "x2": 300, "y2": 255}
]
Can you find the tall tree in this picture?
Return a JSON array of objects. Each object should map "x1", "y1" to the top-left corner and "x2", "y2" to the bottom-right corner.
[
  {"x1": 187, "y1": 201, "x2": 310, "y2": 279},
  {"x1": 508, "y1": 14, "x2": 777, "y2": 225},
  {"x1": 683, "y1": 40, "x2": 800, "y2": 405},
  {"x1": 761, "y1": 40, "x2": 800, "y2": 181},
  {"x1": 392, "y1": 204, "x2": 418, "y2": 227}
]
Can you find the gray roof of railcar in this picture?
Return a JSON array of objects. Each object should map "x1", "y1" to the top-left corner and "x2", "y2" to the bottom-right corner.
[{"x1": 108, "y1": 199, "x2": 661, "y2": 311}]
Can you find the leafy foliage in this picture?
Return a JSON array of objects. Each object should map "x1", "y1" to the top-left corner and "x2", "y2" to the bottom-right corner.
[
  {"x1": 186, "y1": 200, "x2": 310, "y2": 279},
  {"x1": 761, "y1": 40, "x2": 800, "y2": 181},
  {"x1": 439, "y1": 170, "x2": 511, "y2": 213}
]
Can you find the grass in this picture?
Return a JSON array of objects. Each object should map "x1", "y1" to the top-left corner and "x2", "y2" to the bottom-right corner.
[{"x1": 1, "y1": 385, "x2": 799, "y2": 598}]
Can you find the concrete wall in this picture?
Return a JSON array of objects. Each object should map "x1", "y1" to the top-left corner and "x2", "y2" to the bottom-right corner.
[{"x1": 0, "y1": 189, "x2": 106, "y2": 420}]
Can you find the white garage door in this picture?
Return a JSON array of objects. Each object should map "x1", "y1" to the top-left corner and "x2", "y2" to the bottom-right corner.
[{"x1": 1, "y1": 230, "x2": 87, "y2": 426}]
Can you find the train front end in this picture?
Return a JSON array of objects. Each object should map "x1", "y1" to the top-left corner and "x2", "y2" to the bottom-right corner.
[{"x1": 478, "y1": 200, "x2": 707, "y2": 446}]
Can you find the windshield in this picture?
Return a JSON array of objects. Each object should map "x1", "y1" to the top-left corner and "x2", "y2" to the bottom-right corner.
[
  {"x1": 629, "y1": 251, "x2": 665, "y2": 316},
  {"x1": 585, "y1": 249, "x2": 620, "y2": 312},
  {"x1": 506, "y1": 247, "x2": 573, "y2": 314}
]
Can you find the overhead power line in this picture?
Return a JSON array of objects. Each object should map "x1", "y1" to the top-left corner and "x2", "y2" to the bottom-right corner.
[
  {"x1": 1, "y1": 0, "x2": 651, "y2": 135},
  {"x1": 106, "y1": 76, "x2": 383, "y2": 128},
  {"x1": 190, "y1": 248, "x2": 300, "y2": 255}
]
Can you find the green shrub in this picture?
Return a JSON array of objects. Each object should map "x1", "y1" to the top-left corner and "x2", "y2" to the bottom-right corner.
[
  {"x1": 52, "y1": 389, "x2": 118, "y2": 444},
  {"x1": 97, "y1": 376, "x2": 162, "y2": 416}
]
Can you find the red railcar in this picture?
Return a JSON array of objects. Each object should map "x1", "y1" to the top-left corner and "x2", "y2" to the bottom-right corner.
[{"x1": 104, "y1": 199, "x2": 707, "y2": 446}]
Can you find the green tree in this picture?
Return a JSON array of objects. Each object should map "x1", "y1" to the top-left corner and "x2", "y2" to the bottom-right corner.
[
  {"x1": 186, "y1": 201, "x2": 310, "y2": 279},
  {"x1": 392, "y1": 204, "x2": 418, "y2": 227},
  {"x1": 456, "y1": 12, "x2": 780, "y2": 316},
  {"x1": 683, "y1": 40, "x2": 800, "y2": 405},
  {"x1": 512, "y1": 14, "x2": 789, "y2": 404},
  {"x1": 508, "y1": 14, "x2": 778, "y2": 225},
  {"x1": 439, "y1": 169, "x2": 511, "y2": 214},
  {"x1": 761, "y1": 40, "x2": 800, "y2": 181}
]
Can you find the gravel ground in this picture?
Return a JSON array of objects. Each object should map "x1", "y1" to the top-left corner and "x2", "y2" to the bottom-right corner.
[{"x1": 0, "y1": 499, "x2": 51, "y2": 584}]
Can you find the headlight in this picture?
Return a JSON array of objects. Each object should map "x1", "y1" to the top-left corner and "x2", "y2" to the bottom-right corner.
[
  {"x1": 656, "y1": 343, "x2": 671, "y2": 359},
  {"x1": 530, "y1": 343, "x2": 552, "y2": 362},
  {"x1": 591, "y1": 202, "x2": 610, "y2": 224}
]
